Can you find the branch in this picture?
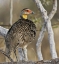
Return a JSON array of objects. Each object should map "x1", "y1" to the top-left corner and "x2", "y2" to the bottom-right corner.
[
  {"x1": 34, "y1": 0, "x2": 58, "y2": 60},
  {"x1": 48, "y1": 0, "x2": 57, "y2": 20},
  {"x1": 36, "y1": 23, "x2": 46, "y2": 60},
  {"x1": 0, "y1": 26, "x2": 8, "y2": 38},
  {"x1": 34, "y1": 0, "x2": 48, "y2": 60},
  {"x1": 0, "y1": 49, "x2": 13, "y2": 62},
  {"x1": 34, "y1": 0, "x2": 47, "y2": 20},
  {"x1": 18, "y1": 48, "x2": 26, "y2": 61},
  {"x1": 10, "y1": 0, "x2": 13, "y2": 25},
  {"x1": 46, "y1": 18, "x2": 57, "y2": 59},
  {"x1": 0, "y1": 58, "x2": 59, "y2": 64}
]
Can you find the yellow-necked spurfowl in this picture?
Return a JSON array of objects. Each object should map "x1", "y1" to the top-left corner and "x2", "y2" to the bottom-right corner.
[{"x1": 5, "y1": 8, "x2": 36, "y2": 61}]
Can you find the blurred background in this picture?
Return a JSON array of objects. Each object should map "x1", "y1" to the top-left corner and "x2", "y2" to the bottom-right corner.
[{"x1": 0, "y1": 0, "x2": 59, "y2": 62}]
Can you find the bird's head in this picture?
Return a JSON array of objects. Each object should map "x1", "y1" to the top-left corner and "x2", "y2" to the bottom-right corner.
[{"x1": 20, "y1": 8, "x2": 34, "y2": 19}]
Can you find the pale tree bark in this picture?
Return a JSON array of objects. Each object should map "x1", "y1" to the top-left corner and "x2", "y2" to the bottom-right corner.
[
  {"x1": 18, "y1": 47, "x2": 28, "y2": 61},
  {"x1": 34, "y1": 0, "x2": 58, "y2": 60},
  {"x1": 48, "y1": 0, "x2": 57, "y2": 20},
  {"x1": 10, "y1": 0, "x2": 13, "y2": 25},
  {"x1": 0, "y1": 26, "x2": 8, "y2": 37}
]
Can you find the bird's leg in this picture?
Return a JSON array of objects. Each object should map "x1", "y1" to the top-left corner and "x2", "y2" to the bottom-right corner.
[
  {"x1": 14, "y1": 49, "x2": 18, "y2": 61},
  {"x1": 5, "y1": 47, "x2": 11, "y2": 62},
  {"x1": 0, "y1": 49, "x2": 13, "y2": 62}
]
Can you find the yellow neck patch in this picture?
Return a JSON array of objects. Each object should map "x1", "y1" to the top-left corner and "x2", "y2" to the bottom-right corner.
[{"x1": 22, "y1": 14, "x2": 27, "y2": 19}]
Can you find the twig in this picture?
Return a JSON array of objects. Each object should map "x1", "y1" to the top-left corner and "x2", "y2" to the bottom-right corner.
[
  {"x1": 0, "y1": 49, "x2": 13, "y2": 62},
  {"x1": 48, "y1": 0, "x2": 57, "y2": 20}
]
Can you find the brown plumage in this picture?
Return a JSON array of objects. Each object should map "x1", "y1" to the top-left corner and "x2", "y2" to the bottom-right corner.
[{"x1": 5, "y1": 8, "x2": 36, "y2": 60}]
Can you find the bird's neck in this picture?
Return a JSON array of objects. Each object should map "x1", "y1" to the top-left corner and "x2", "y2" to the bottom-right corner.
[{"x1": 22, "y1": 14, "x2": 28, "y2": 19}]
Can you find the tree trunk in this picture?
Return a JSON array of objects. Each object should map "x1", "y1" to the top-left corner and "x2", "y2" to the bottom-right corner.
[{"x1": 34, "y1": 0, "x2": 58, "y2": 60}]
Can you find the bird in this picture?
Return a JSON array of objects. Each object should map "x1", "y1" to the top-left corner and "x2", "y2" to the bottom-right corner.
[{"x1": 5, "y1": 8, "x2": 36, "y2": 61}]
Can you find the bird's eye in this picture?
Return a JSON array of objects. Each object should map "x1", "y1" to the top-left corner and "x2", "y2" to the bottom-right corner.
[{"x1": 25, "y1": 10, "x2": 29, "y2": 12}]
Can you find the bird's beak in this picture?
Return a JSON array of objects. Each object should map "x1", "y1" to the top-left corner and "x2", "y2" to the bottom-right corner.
[{"x1": 31, "y1": 11, "x2": 35, "y2": 14}]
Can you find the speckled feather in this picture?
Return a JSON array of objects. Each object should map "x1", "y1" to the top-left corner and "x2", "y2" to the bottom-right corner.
[{"x1": 5, "y1": 19, "x2": 36, "y2": 54}]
